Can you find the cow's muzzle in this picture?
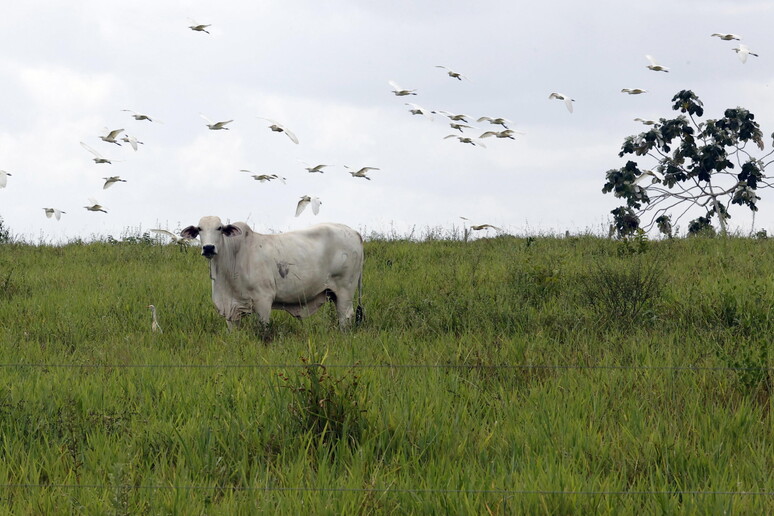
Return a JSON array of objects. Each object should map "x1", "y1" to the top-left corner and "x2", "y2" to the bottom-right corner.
[{"x1": 202, "y1": 244, "x2": 217, "y2": 258}]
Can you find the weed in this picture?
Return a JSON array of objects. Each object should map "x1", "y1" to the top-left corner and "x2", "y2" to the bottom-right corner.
[
  {"x1": 279, "y1": 349, "x2": 369, "y2": 451},
  {"x1": 580, "y1": 256, "x2": 664, "y2": 327}
]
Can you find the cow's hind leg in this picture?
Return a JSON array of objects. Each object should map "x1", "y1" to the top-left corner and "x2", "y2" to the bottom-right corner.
[{"x1": 332, "y1": 288, "x2": 356, "y2": 329}]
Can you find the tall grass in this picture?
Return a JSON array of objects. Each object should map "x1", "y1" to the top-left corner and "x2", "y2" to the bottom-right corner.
[{"x1": 0, "y1": 234, "x2": 771, "y2": 513}]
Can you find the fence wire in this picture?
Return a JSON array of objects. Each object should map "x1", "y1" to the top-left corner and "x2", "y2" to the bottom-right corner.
[
  {"x1": 0, "y1": 362, "x2": 771, "y2": 371},
  {"x1": 0, "y1": 483, "x2": 771, "y2": 497}
]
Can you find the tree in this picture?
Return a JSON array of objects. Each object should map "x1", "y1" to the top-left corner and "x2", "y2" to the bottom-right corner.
[{"x1": 603, "y1": 90, "x2": 774, "y2": 237}]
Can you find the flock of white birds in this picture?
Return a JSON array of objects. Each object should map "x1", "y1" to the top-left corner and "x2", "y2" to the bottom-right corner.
[{"x1": 0, "y1": 22, "x2": 761, "y2": 241}]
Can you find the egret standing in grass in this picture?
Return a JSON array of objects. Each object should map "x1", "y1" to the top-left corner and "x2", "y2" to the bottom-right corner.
[{"x1": 148, "y1": 305, "x2": 163, "y2": 333}]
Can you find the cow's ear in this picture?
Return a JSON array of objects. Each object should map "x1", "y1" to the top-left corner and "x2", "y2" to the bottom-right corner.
[
  {"x1": 222, "y1": 224, "x2": 242, "y2": 237},
  {"x1": 180, "y1": 225, "x2": 199, "y2": 239}
]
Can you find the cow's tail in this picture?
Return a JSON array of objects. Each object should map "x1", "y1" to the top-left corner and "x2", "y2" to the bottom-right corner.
[
  {"x1": 355, "y1": 272, "x2": 365, "y2": 325},
  {"x1": 355, "y1": 269, "x2": 365, "y2": 326}
]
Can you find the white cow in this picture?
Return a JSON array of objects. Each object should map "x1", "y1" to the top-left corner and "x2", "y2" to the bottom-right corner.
[{"x1": 181, "y1": 216, "x2": 364, "y2": 330}]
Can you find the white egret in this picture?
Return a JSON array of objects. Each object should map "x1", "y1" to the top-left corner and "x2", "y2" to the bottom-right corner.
[
  {"x1": 733, "y1": 44, "x2": 759, "y2": 63},
  {"x1": 295, "y1": 196, "x2": 321, "y2": 217},
  {"x1": 80, "y1": 142, "x2": 115, "y2": 164},
  {"x1": 99, "y1": 128, "x2": 124, "y2": 145},
  {"x1": 634, "y1": 169, "x2": 665, "y2": 185},
  {"x1": 150, "y1": 229, "x2": 198, "y2": 245},
  {"x1": 711, "y1": 33, "x2": 741, "y2": 41},
  {"x1": 0, "y1": 170, "x2": 11, "y2": 188},
  {"x1": 549, "y1": 92, "x2": 575, "y2": 113},
  {"x1": 148, "y1": 304, "x2": 163, "y2": 333},
  {"x1": 188, "y1": 20, "x2": 211, "y2": 34},
  {"x1": 480, "y1": 129, "x2": 523, "y2": 140},
  {"x1": 434, "y1": 110, "x2": 472, "y2": 122},
  {"x1": 634, "y1": 118, "x2": 657, "y2": 125},
  {"x1": 240, "y1": 170, "x2": 286, "y2": 183},
  {"x1": 120, "y1": 135, "x2": 143, "y2": 151},
  {"x1": 434, "y1": 65, "x2": 469, "y2": 81},
  {"x1": 43, "y1": 208, "x2": 66, "y2": 220},
  {"x1": 345, "y1": 166, "x2": 379, "y2": 180},
  {"x1": 449, "y1": 122, "x2": 474, "y2": 132},
  {"x1": 477, "y1": 116, "x2": 512, "y2": 128},
  {"x1": 444, "y1": 135, "x2": 486, "y2": 148},
  {"x1": 122, "y1": 109, "x2": 161, "y2": 123},
  {"x1": 200, "y1": 114, "x2": 233, "y2": 130},
  {"x1": 621, "y1": 88, "x2": 647, "y2": 95},
  {"x1": 645, "y1": 55, "x2": 669, "y2": 72},
  {"x1": 84, "y1": 198, "x2": 107, "y2": 213},
  {"x1": 257, "y1": 117, "x2": 299, "y2": 144},
  {"x1": 297, "y1": 161, "x2": 329, "y2": 173},
  {"x1": 102, "y1": 176, "x2": 127, "y2": 189},
  {"x1": 405, "y1": 103, "x2": 433, "y2": 117},
  {"x1": 388, "y1": 80, "x2": 417, "y2": 96}
]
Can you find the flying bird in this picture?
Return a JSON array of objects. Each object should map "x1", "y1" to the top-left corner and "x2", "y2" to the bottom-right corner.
[
  {"x1": 0, "y1": 170, "x2": 11, "y2": 188},
  {"x1": 434, "y1": 65, "x2": 469, "y2": 81},
  {"x1": 345, "y1": 166, "x2": 379, "y2": 180},
  {"x1": 711, "y1": 33, "x2": 741, "y2": 41},
  {"x1": 471, "y1": 224, "x2": 502, "y2": 232},
  {"x1": 120, "y1": 134, "x2": 143, "y2": 151},
  {"x1": 645, "y1": 55, "x2": 669, "y2": 72},
  {"x1": 444, "y1": 135, "x2": 486, "y2": 148},
  {"x1": 102, "y1": 176, "x2": 127, "y2": 189},
  {"x1": 80, "y1": 142, "x2": 116, "y2": 164},
  {"x1": 122, "y1": 109, "x2": 161, "y2": 122},
  {"x1": 84, "y1": 198, "x2": 107, "y2": 213},
  {"x1": 480, "y1": 129, "x2": 523, "y2": 140},
  {"x1": 549, "y1": 92, "x2": 574, "y2": 113},
  {"x1": 477, "y1": 116, "x2": 512, "y2": 128},
  {"x1": 634, "y1": 118, "x2": 658, "y2": 125},
  {"x1": 733, "y1": 44, "x2": 759, "y2": 63},
  {"x1": 621, "y1": 88, "x2": 647, "y2": 95},
  {"x1": 388, "y1": 80, "x2": 417, "y2": 96},
  {"x1": 188, "y1": 20, "x2": 211, "y2": 34},
  {"x1": 43, "y1": 208, "x2": 66, "y2": 220},
  {"x1": 100, "y1": 128, "x2": 124, "y2": 145},
  {"x1": 405, "y1": 103, "x2": 433, "y2": 117},
  {"x1": 634, "y1": 169, "x2": 664, "y2": 185},
  {"x1": 434, "y1": 110, "x2": 471, "y2": 122},
  {"x1": 298, "y1": 161, "x2": 329, "y2": 173},
  {"x1": 148, "y1": 304, "x2": 163, "y2": 333},
  {"x1": 240, "y1": 170, "x2": 286, "y2": 183},
  {"x1": 449, "y1": 122, "x2": 474, "y2": 132},
  {"x1": 200, "y1": 114, "x2": 233, "y2": 130},
  {"x1": 295, "y1": 195, "x2": 321, "y2": 217},
  {"x1": 257, "y1": 117, "x2": 299, "y2": 144},
  {"x1": 150, "y1": 229, "x2": 196, "y2": 245}
]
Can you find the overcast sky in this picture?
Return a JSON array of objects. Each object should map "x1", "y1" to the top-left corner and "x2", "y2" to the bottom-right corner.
[{"x1": 1, "y1": 1, "x2": 772, "y2": 242}]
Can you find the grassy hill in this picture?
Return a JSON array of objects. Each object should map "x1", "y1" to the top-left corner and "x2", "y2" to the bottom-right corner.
[{"x1": 0, "y1": 234, "x2": 771, "y2": 514}]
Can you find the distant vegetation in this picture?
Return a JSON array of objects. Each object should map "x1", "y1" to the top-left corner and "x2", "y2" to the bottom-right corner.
[
  {"x1": 0, "y1": 234, "x2": 771, "y2": 513},
  {"x1": 604, "y1": 90, "x2": 774, "y2": 238}
]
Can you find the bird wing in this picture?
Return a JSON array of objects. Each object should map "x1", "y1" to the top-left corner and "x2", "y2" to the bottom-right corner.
[
  {"x1": 151, "y1": 229, "x2": 177, "y2": 240},
  {"x1": 80, "y1": 141, "x2": 104, "y2": 158},
  {"x1": 388, "y1": 80, "x2": 402, "y2": 91},
  {"x1": 106, "y1": 128, "x2": 124, "y2": 139},
  {"x1": 645, "y1": 55, "x2": 658, "y2": 66},
  {"x1": 44, "y1": 209, "x2": 53, "y2": 218},
  {"x1": 480, "y1": 131, "x2": 497, "y2": 138},
  {"x1": 310, "y1": 197, "x2": 321, "y2": 215},
  {"x1": 283, "y1": 128, "x2": 299, "y2": 144},
  {"x1": 295, "y1": 198, "x2": 309, "y2": 217}
]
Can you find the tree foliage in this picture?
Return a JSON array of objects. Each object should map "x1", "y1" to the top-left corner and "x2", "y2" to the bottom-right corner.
[{"x1": 603, "y1": 90, "x2": 774, "y2": 236}]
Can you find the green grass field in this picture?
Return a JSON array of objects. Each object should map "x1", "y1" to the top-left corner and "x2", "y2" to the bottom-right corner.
[{"x1": 0, "y1": 233, "x2": 771, "y2": 514}]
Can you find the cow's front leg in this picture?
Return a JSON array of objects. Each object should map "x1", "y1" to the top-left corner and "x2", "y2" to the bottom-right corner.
[{"x1": 252, "y1": 297, "x2": 273, "y2": 338}]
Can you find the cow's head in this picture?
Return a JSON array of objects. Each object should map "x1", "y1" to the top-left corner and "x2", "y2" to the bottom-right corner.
[{"x1": 181, "y1": 216, "x2": 242, "y2": 259}]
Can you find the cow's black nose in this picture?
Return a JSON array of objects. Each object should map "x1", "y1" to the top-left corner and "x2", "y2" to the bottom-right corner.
[{"x1": 202, "y1": 245, "x2": 216, "y2": 258}]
